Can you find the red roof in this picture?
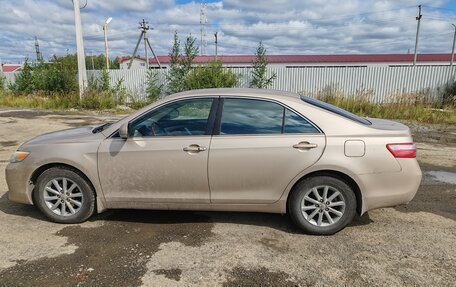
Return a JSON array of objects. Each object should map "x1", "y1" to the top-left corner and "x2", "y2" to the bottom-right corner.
[
  {"x1": 118, "y1": 54, "x2": 453, "y2": 65},
  {"x1": 1, "y1": 64, "x2": 22, "y2": 72}
]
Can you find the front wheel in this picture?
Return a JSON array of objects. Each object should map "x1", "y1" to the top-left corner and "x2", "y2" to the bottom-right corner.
[
  {"x1": 288, "y1": 176, "x2": 356, "y2": 235},
  {"x1": 33, "y1": 167, "x2": 95, "y2": 223}
]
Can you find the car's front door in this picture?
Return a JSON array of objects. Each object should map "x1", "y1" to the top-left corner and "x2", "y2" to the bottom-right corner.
[
  {"x1": 208, "y1": 98, "x2": 326, "y2": 204},
  {"x1": 98, "y1": 97, "x2": 217, "y2": 204}
]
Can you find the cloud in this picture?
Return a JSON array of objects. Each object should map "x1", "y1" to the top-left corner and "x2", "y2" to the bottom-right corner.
[{"x1": 0, "y1": 0, "x2": 454, "y2": 63}]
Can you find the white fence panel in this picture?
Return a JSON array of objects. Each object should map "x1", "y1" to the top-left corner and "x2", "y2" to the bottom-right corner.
[{"x1": 10, "y1": 66, "x2": 456, "y2": 103}]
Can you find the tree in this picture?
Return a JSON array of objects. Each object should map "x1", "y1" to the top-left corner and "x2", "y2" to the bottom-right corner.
[
  {"x1": 185, "y1": 60, "x2": 237, "y2": 90},
  {"x1": 249, "y1": 41, "x2": 276, "y2": 89},
  {"x1": 181, "y1": 35, "x2": 199, "y2": 75},
  {"x1": 166, "y1": 31, "x2": 199, "y2": 94},
  {"x1": 166, "y1": 31, "x2": 184, "y2": 94},
  {"x1": 11, "y1": 60, "x2": 34, "y2": 93},
  {"x1": 146, "y1": 70, "x2": 163, "y2": 102},
  {"x1": 85, "y1": 54, "x2": 119, "y2": 70}
]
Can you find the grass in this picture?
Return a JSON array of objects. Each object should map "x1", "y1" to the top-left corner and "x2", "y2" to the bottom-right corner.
[
  {"x1": 0, "y1": 90, "x2": 118, "y2": 111},
  {"x1": 312, "y1": 87, "x2": 456, "y2": 126},
  {"x1": 1, "y1": 89, "x2": 455, "y2": 125}
]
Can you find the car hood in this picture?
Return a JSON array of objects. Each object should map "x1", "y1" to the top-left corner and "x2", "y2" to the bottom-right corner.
[{"x1": 19, "y1": 126, "x2": 100, "y2": 149}]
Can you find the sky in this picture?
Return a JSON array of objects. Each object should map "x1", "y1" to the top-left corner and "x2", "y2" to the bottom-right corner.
[{"x1": 1, "y1": 0, "x2": 456, "y2": 63}]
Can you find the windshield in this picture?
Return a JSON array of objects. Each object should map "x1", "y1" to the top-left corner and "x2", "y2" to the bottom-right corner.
[{"x1": 301, "y1": 96, "x2": 372, "y2": 125}]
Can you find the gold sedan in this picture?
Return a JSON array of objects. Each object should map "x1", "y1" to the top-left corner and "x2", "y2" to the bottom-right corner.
[{"x1": 6, "y1": 89, "x2": 422, "y2": 235}]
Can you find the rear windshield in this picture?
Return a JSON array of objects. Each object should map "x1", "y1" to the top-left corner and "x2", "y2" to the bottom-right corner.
[{"x1": 301, "y1": 96, "x2": 372, "y2": 125}]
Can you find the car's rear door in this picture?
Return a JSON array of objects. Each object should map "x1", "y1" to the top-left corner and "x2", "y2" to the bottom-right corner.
[
  {"x1": 98, "y1": 97, "x2": 218, "y2": 204},
  {"x1": 208, "y1": 97, "x2": 325, "y2": 204}
]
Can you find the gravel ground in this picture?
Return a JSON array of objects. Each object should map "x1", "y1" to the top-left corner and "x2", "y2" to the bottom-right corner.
[{"x1": 0, "y1": 109, "x2": 455, "y2": 287}]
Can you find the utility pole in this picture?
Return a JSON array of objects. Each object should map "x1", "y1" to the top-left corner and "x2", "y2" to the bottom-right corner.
[
  {"x1": 413, "y1": 5, "x2": 422, "y2": 66},
  {"x1": 72, "y1": 0, "x2": 88, "y2": 98},
  {"x1": 140, "y1": 19, "x2": 150, "y2": 69},
  {"x1": 128, "y1": 19, "x2": 161, "y2": 69},
  {"x1": 103, "y1": 17, "x2": 112, "y2": 70},
  {"x1": 214, "y1": 32, "x2": 218, "y2": 59},
  {"x1": 91, "y1": 51, "x2": 95, "y2": 70},
  {"x1": 451, "y1": 24, "x2": 456, "y2": 66},
  {"x1": 34, "y1": 36, "x2": 42, "y2": 62}
]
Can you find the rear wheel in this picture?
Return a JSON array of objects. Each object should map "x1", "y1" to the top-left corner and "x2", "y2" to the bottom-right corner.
[
  {"x1": 288, "y1": 176, "x2": 356, "y2": 235},
  {"x1": 33, "y1": 167, "x2": 95, "y2": 223}
]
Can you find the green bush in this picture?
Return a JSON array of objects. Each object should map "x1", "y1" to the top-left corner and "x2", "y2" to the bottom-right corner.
[
  {"x1": 80, "y1": 90, "x2": 116, "y2": 110},
  {"x1": 185, "y1": 60, "x2": 238, "y2": 90},
  {"x1": 0, "y1": 74, "x2": 5, "y2": 91},
  {"x1": 9, "y1": 56, "x2": 78, "y2": 94},
  {"x1": 438, "y1": 80, "x2": 456, "y2": 107},
  {"x1": 11, "y1": 60, "x2": 34, "y2": 93}
]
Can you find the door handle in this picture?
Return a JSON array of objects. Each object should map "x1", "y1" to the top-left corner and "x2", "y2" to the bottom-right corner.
[
  {"x1": 183, "y1": 144, "x2": 207, "y2": 153},
  {"x1": 293, "y1": 142, "x2": 318, "y2": 150}
]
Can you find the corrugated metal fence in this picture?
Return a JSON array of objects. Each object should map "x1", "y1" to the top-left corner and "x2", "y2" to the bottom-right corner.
[
  {"x1": 4, "y1": 66, "x2": 456, "y2": 103},
  {"x1": 88, "y1": 66, "x2": 456, "y2": 103}
]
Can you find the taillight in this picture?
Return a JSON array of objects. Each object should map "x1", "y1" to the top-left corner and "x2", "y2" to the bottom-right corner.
[{"x1": 386, "y1": 143, "x2": 416, "y2": 158}]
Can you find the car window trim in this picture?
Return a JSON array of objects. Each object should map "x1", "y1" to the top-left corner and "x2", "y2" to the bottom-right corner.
[{"x1": 213, "y1": 96, "x2": 323, "y2": 136}]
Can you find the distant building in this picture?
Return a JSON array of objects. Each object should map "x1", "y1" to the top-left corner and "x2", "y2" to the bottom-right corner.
[
  {"x1": 118, "y1": 54, "x2": 455, "y2": 70},
  {"x1": 1, "y1": 63, "x2": 22, "y2": 73},
  {"x1": 118, "y1": 56, "x2": 148, "y2": 70}
]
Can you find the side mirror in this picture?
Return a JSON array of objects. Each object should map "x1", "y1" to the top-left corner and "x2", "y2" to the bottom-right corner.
[{"x1": 119, "y1": 122, "x2": 129, "y2": 139}]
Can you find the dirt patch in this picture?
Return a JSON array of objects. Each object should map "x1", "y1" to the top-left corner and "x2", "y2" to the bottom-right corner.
[
  {"x1": 222, "y1": 266, "x2": 300, "y2": 287},
  {"x1": 0, "y1": 110, "x2": 54, "y2": 119},
  {"x1": 395, "y1": 184, "x2": 455, "y2": 220},
  {"x1": 0, "y1": 210, "x2": 214, "y2": 287},
  {"x1": 408, "y1": 122, "x2": 456, "y2": 145},
  {"x1": 0, "y1": 141, "x2": 17, "y2": 148},
  {"x1": 153, "y1": 268, "x2": 182, "y2": 281}
]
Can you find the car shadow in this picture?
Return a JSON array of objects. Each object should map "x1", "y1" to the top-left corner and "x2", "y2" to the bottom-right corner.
[
  {"x1": 0, "y1": 192, "x2": 47, "y2": 221},
  {"x1": 0, "y1": 192, "x2": 372, "y2": 233},
  {"x1": 95, "y1": 209, "x2": 373, "y2": 234}
]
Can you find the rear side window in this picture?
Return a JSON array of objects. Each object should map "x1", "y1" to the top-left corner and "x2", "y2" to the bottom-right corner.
[
  {"x1": 284, "y1": 109, "x2": 319, "y2": 134},
  {"x1": 219, "y1": 98, "x2": 319, "y2": 135},
  {"x1": 301, "y1": 96, "x2": 371, "y2": 125},
  {"x1": 220, "y1": 99, "x2": 283, "y2": 134}
]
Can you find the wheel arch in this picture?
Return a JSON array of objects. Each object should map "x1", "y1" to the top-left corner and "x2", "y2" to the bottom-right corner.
[
  {"x1": 30, "y1": 162, "x2": 99, "y2": 209},
  {"x1": 287, "y1": 170, "x2": 363, "y2": 215}
]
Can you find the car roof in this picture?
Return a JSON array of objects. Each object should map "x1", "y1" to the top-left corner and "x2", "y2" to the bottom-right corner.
[{"x1": 166, "y1": 88, "x2": 302, "y2": 101}]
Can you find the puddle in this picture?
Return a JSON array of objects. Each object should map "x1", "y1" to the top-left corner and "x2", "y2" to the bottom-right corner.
[{"x1": 425, "y1": 171, "x2": 456, "y2": 185}]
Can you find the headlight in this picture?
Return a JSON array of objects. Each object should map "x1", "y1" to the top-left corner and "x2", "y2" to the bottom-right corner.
[{"x1": 9, "y1": 152, "x2": 30, "y2": 163}]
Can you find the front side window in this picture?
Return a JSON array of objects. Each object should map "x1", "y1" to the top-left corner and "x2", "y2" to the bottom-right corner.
[
  {"x1": 220, "y1": 99, "x2": 284, "y2": 135},
  {"x1": 130, "y1": 98, "x2": 214, "y2": 137}
]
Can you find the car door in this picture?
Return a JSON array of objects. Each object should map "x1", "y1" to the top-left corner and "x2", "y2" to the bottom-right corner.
[
  {"x1": 98, "y1": 97, "x2": 217, "y2": 204},
  {"x1": 208, "y1": 97, "x2": 325, "y2": 204}
]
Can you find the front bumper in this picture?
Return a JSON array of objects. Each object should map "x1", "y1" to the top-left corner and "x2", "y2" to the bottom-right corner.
[
  {"x1": 359, "y1": 158, "x2": 422, "y2": 213},
  {"x1": 5, "y1": 161, "x2": 36, "y2": 205}
]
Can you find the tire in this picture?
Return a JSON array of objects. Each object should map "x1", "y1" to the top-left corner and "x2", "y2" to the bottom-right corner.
[
  {"x1": 33, "y1": 167, "x2": 95, "y2": 224},
  {"x1": 288, "y1": 176, "x2": 356, "y2": 235}
]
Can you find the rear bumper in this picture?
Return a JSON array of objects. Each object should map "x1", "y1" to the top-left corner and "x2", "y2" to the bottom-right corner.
[
  {"x1": 5, "y1": 162, "x2": 35, "y2": 205},
  {"x1": 359, "y1": 159, "x2": 422, "y2": 213}
]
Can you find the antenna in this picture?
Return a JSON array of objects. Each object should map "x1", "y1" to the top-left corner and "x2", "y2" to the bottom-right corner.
[
  {"x1": 34, "y1": 36, "x2": 42, "y2": 62},
  {"x1": 200, "y1": 1, "x2": 207, "y2": 55}
]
